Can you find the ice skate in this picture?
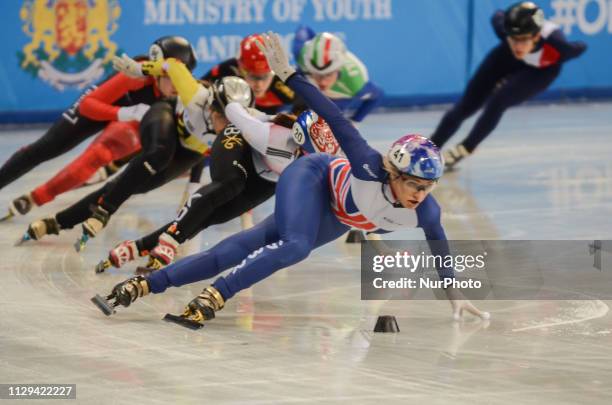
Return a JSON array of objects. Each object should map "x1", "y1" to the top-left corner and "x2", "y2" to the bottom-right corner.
[
  {"x1": 443, "y1": 144, "x2": 470, "y2": 171},
  {"x1": 75, "y1": 205, "x2": 110, "y2": 252},
  {"x1": 142, "y1": 233, "x2": 179, "y2": 272},
  {"x1": 95, "y1": 240, "x2": 141, "y2": 273},
  {"x1": 2, "y1": 194, "x2": 35, "y2": 222},
  {"x1": 163, "y1": 286, "x2": 225, "y2": 330},
  {"x1": 91, "y1": 275, "x2": 150, "y2": 316},
  {"x1": 15, "y1": 216, "x2": 59, "y2": 246}
]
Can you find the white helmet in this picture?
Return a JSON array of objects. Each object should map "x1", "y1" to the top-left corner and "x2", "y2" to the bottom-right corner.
[
  {"x1": 212, "y1": 76, "x2": 255, "y2": 109},
  {"x1": 299, "y1": 33, "x2": 346, "y2": 75}
]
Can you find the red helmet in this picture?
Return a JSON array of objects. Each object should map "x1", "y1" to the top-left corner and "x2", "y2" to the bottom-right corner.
[{"x1": 238, "y1": 34, "x2": 271, "y2": 75}]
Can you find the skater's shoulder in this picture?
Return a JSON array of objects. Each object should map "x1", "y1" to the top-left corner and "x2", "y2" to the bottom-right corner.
[{"x1": 334, "y1": 52, "x2": 369, "y2": 96}]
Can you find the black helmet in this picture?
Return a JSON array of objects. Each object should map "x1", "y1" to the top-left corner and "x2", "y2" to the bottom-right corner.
[
  {"x1": 149, "y1": 36, "x2": 197, "y2": 71},
  {"x1": 212, "y1": 76, "x2": 255, "y2": 110},
  {"x1": 504, "y1": 2, "x2": 544, "y2": 36}
]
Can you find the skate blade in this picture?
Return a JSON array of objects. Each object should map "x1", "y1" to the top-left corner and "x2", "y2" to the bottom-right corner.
[
  {"x1": 74, "y1": 234, "x2": 89, "y2": 253},
  {"x1": 163, "y1": 313, "x2": 203, "y2": 330},
  {"x1": 91, "y1": 294, "x2": 115, "y2": 316},
  {"x1": 14, "y1": 232, "x2": 32, "y2": 247},
  {"x1": 94, "y1": 260, "x2": 111, "y2": 274}
]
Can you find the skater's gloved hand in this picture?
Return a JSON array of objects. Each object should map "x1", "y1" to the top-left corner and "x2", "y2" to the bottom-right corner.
[
  {"x1": 113, "y1": 54, "x2": 164, "y2": 78},
  {"x1": 117, "y1": 103, "x2": 150, "y2": 122},
  {"x1": 445, "y1": 287, "x2": 490, "y2": 321},
  {"x1": 112, "y1": 53, "x2": 146, "y2": 78},
  {"x1": 255, "y1": 32, "x2": 295, "y2": 82}
]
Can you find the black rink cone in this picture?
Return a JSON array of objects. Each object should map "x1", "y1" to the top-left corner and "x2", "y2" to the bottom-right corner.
[
  {"x1": 345, "y1": 229, "x2": 366, "y2": 243},
  {"x1": 374, "y1": 315, "x2": 400, "y2": 333}
]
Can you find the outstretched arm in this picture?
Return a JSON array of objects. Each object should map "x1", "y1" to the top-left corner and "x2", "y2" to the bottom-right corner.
[
  {"x1": 417, "y1": 195, "x2": 490, "y2": 320},
  {"x1": 416, "y1": 196, "x2": 453, "y2": 281},
  {"x1": 224, "y1": 102, "x2": 273, "y2": 156},
  {"x1": 79, "y1": 73, "x2": 152, "y2": 121},
  {"x1": 546, "y1": 29, "x2": 587, "y2": 63},
  {"x1": 113, "y1": 54, "x2": 212, "y2": 118}
]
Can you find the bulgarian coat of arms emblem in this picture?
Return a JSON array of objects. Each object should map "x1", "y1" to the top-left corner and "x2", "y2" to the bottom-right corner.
[{"x1": 18, "y1": 0, "x2": 121, "y2": 90}]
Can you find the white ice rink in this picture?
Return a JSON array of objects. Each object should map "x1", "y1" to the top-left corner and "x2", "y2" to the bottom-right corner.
[{"x1": 0, "y1": 102, "x2": 611, "y2": 404}]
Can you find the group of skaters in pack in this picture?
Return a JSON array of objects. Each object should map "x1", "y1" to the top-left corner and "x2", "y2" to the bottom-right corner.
[{"x1": 1, "y1": 2, "x2": 585, "y2": 327}]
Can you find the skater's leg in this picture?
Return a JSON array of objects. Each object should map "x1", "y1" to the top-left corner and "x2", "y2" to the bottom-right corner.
[
  {"x1": 100, "y1": 179, "x2": 271, "y2": 271},
  {"x1": 146, "y1": 157, "x2": 338, "y2": 294},
  {"x1": 135, "y1": 130, "x2": 253, "y2": 267},
  {"x1": 21, "y1": 181, "x2": 109, "y2": 242},
  {"x1": 211, "y1": 156, "x2": 348, "y2": 300},
  {"x1": 134, "y1": 177, "x2": 275, "y2": 260},
  {"x1": 54, "y1": 182, "x2": 111, "y2": 229},
  {"x1": 82, "y1": 140, "x2": 200, "y2": 242},
  {"x1": 188, "y1": 157, "x2": 209, "y2": 183},
  {"x1": 162, "y1": 130, "x2": 254, "y2": 244},
  {"x1": 460, "y1": 65, "x2": 561, "y2": 153},
  {"x1": 97, "y1": 146, "x2": 204, "y2": 265},
  {"x1": 201, "y1": 177, "x2": 276, "y2": 228},
  {"x1": 30, "y1": 121, "x2": 140, "y2": 206},
  {"x1": 430, "y1": 45, "x2": 518, "y2": 148},
  {"x1": 96, "y1": 101, "x2": 178, "y2": 213},
  {"x1": 0, "y1": 115, "x2": 104, "y2": 190},
  {"x1": 137, "y1": 224, "x2": 170, "y2": 252},
  {"x1": 93, "y1": 157, "x2": 347, "y2": 319},
  {"x1": 146, "y1": 214, "x2": 280, "y2": 293}
]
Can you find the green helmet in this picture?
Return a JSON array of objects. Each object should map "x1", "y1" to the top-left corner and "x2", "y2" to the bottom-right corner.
[{"x1": 299, "y1": 32, "x2": 346, "y2": 75}]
